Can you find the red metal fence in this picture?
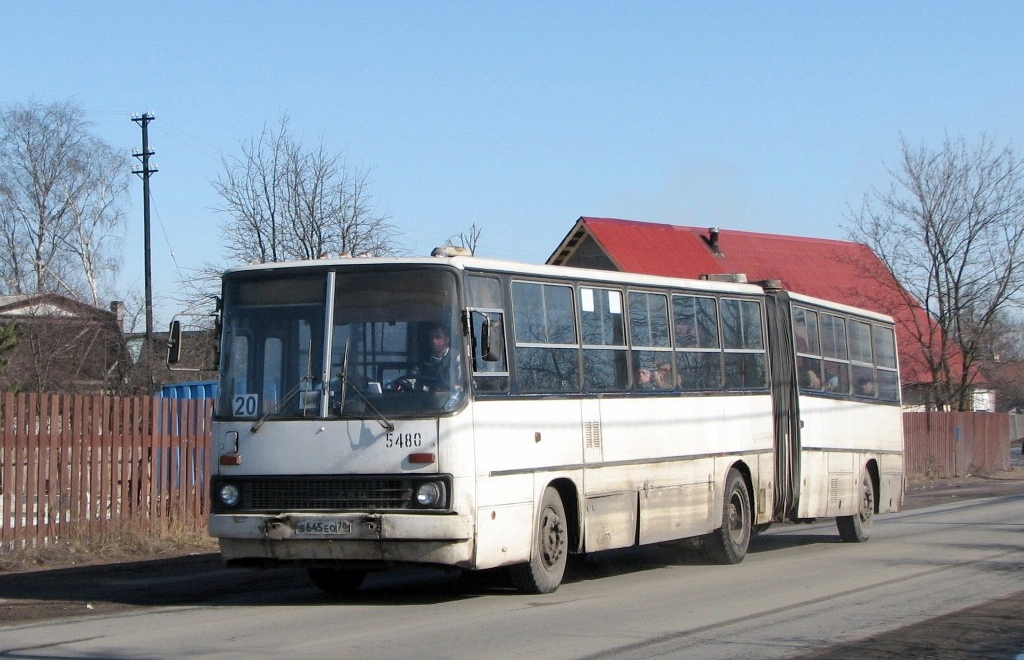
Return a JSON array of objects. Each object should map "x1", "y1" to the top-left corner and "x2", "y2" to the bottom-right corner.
[
  {"x1": 0, "y1": 393, "x2": 211, "y2": 550},
  {"x1": 904, "y1": 411, "x2": 1011, "y2": 477}
]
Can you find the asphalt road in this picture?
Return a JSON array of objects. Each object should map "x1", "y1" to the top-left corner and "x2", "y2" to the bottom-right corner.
[{"x1": 1, "y1": 474, "x2": 1023, "y2": 659}]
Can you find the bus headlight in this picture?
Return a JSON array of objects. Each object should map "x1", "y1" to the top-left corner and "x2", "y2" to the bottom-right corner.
[
  {"x1": 218, "y1": 483, "x2": 241, "y2": 508},
  {"x1": 415, "y1": 481, "x2": 443, "y2": 508}
]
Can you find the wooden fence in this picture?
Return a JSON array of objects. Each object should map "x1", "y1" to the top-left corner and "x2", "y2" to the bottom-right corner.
[
  {"x1": 1, "y1": 397, "x2": 1014, "y2": 549},
  {"x1": 904, "y1": 411, "x2": 1012, "y2": 477},
  {"x1": 1, "y1": 393, "x2": 211, "y2": 551},
  {"x1": 1011, "y1": 413, "x2": 1024, "y2": 447}
]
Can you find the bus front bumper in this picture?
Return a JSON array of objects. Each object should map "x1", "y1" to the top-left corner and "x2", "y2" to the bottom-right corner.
[{"x1": 210, "y1": 511, "x2": 476, "y2": 567}]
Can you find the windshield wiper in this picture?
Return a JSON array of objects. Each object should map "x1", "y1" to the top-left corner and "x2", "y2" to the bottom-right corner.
[
  {"x1": 250, "y1": 378, "x2": 308, "y2": 433},
  {"x1": 251, "y1": 338, "x2": 316, "y2": 433},
  {"x1": 338, "y1": 337, "x2": 394, "y2": 432}
]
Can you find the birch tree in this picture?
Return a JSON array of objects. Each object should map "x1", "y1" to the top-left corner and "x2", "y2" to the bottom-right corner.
[{"x1": 0, "y1": 100, "x2": 128, "y2": 305}]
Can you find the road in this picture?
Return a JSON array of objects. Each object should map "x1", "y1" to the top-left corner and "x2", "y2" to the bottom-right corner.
[{"x1": 1, "y1": 491, "x2": 1023, "y2": 659}]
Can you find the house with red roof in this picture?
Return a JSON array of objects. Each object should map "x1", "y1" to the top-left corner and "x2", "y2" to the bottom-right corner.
[{"x1": 547, "y1": 217, "x2": 987, "y2": 410}]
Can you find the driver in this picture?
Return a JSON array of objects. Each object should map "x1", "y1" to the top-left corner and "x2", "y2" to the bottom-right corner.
[
  {"x1": 393, "y1": 323, "x2": 460, "y2": 392},
  {"x1": 420, "y1": 323, "x2": 454, "y2": 389}
]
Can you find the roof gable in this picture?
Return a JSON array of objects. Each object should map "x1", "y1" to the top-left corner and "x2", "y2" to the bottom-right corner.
[{"x1": 0, "y1": 293, "x2": 116, "y2": 321}]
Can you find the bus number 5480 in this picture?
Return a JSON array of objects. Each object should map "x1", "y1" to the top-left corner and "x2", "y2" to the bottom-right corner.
[{"x1": 387, "y1": 432, "x2": 422, "y2": 448}]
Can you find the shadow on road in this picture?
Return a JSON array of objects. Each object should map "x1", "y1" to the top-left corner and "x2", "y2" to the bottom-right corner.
[{"x1": 0, "y1": 529, "x2": 838, "y2": 620}]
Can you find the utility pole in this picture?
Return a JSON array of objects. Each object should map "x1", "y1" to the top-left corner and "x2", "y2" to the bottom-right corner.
[{"x1": 131, "y1": 112, "x2": 157, "y2": 345}]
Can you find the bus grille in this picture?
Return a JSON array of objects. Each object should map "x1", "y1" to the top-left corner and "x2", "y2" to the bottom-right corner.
[
  {"x1": 249, "y1": 477, "x2": 409, "y2": 510},
  {"x1": 211, "y1": 475, "x2": 454, "y2": 513}
]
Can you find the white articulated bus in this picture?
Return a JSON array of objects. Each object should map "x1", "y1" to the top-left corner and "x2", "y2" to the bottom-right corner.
[{"x1": 182, "y1": 249, "x2": 904, "y2": 594}]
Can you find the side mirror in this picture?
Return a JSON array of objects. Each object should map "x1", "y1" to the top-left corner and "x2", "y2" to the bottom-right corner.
[
  {"x1": 481, "y1": 318, "x2": 503, "y2": 362},
  {"x1": 166, "y1": 320, "x2": 182, "y2": 365}
]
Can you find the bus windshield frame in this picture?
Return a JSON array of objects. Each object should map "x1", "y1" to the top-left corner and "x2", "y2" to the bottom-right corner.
[{"x1": 217, "y1": 265, "x2": 465, "y2": 422}]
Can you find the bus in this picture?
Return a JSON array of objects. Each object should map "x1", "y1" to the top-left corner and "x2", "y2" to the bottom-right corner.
[{"x1": 176, "y1": 247, "x2": 905, "y2": 594}]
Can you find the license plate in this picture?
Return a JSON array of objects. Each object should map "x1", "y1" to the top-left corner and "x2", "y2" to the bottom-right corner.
[{"x1": 293, "y1": 518, "x2": 353, "y2": 537}]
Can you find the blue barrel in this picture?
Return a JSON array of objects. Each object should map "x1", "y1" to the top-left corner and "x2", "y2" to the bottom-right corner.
[{"x1": 159, "y1": 380, "x2": 218, "y2": 400}]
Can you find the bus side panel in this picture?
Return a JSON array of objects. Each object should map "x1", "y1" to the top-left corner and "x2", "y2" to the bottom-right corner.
[
  {"x1": 471, "y1": 398, "x2": 583, "y2": 570},
  {"x1": 584, "y1": 491, "x2": 638, "y2": 552},
  {"x1": 474, "y1": 501, "x2": 535, "y2": 569},
  {"x1": 598, "y1": 395, "x2": 774, "y2": 545},
  {"x1": 757, "y1": 452, "x2": 776, "y2": 522},
  {"x1": 797, "y1": 395, "x2": 904, "y2": 519},
  {"x1": 639, "y1": 476, "x2": 713, "y2": 544},
  {"x1": 878, "y1": 452, "x2": 905, "y2": 513}
]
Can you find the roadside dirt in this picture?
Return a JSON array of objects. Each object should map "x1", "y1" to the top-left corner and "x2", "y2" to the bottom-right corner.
[
  {"x1": 904, "y1": 468, "x2": 1024, "y2": 508},
  {"x1": 2, "y1": 466, "x2": 1024, "y2": 660}
]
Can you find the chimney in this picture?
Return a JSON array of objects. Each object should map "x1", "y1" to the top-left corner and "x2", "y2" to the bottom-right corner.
[
  {"x1": 110, "y1": 300, "x2": 125, "y2": 331},
  {"x1": 708, "y1": 227, "x2": 722, "y2": 255}
]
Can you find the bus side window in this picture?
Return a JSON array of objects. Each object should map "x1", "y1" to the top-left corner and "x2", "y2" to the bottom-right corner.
[
  {"x1": 721, "y1": 298, "x2": 767, "y2": 389},
  {"x1": 629, "y1": 291, "x2": 673, "y2": 390},
  {"x1": 820, "y1": 313, "x2": 849, "y2": 394},
  {"x1": 467, "y1": 274, "x2": 510, "y2": 393},
  {"x1": 874, "y1": 325, "x2": 900, "y2": 402},
  {"x1": 470, "y1": 310, "x2": 509, "y2": 393},
  {"x1": 849, "y1": 320, "x2": 876, "y2": 397},
  {"x1": 580, "y1": 287, "x2": 628, "y2": 391},
  {"x1": 673, "y1": 294, "x2": 722, "y2": 391},
  {"x1": 511, "y1": 281, "x2": 579, "y2": 393},
  {"x1": 794, "y1": 307, "x2": 823, "y2": 391}
]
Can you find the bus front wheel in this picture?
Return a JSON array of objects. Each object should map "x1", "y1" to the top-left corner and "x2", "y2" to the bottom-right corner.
[
  {"x1": 837, "y1": 468, "x2": 874, "y2": 542},
  {"x1": 510, "y1": 487, "x2": 568, "y2": 594},
  {"x1": 703, "y1": 468, "x2": 751, "y2": 565}
]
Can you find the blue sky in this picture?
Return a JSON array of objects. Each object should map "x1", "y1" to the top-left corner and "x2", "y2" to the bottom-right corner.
[{"x1": 3, "y1": 2, "x2": 1023, "y2": 324}]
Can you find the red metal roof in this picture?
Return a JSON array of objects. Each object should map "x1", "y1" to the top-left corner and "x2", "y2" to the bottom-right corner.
[{"x1": 549, "y1": 217, "x2": 964, "y2": 386}]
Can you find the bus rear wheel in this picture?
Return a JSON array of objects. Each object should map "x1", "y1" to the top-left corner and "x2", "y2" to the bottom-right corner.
[
  {"x1": 510, "y1": 487, "x2": 568, "y2": 594},
  {"x1": 837, "y1": 468, "x2": 874, "y2": 542},
  {"x1": 308, "y1": 567, "x2": 367, "y2": 595},
  {"x1": 703, "y1": 468, "x2": 751, "y2": 565}
]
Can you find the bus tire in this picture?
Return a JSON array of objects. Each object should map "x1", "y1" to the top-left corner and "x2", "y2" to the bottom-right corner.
[
  {"x1": 510, "y1": 487, "x2": 568, "y2": 594},
  {"x1": 837, "y1": 468, "x2": 874, "y2": 542},
  {"x1": 703, "y1": 468, "x2": 751, "y2": 565},
  {"x1": 308, "y1": 567, "x2": 367, "y2": 595}
]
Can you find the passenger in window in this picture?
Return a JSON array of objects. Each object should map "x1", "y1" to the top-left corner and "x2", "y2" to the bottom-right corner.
[
  {"x1": 638, "y1": 360, "x2": 673, "y2": 390},
  {"x1": 797, "y1": 357, "x2": 822, "y2": 390},
  {"x1": 655, "y1": 363, "x2": 673, "y2": 389},
  {"x1": 856, "y1": 377, "x2": 876, "y2": 397}
]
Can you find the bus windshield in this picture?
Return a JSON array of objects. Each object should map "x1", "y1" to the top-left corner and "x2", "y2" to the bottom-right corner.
[{"x1": 219, "y1": 267, "x2": 463, "y2": 421}]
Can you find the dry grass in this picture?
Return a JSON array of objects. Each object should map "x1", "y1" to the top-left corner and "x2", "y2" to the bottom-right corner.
[{"x1": 0, "y1": 522, "x2": 218, "y2": 574}]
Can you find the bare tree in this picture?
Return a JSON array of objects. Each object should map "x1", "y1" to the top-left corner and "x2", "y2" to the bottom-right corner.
[
  {"x1": 0, "y1": 100, "x2": 129, "y2": 305},
  {"x1": 446, "y1": 222, "x2": 483, "y2": 254},
  {"x1": 214, "y1": 116, "x2": 400, "y2": 264},
  {"x1": 847, "y1": 134, "x2": 1024, "y2": 410},
  {"x1": 979, "y1": 311, "x2": 1024, "y2": 362}
]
